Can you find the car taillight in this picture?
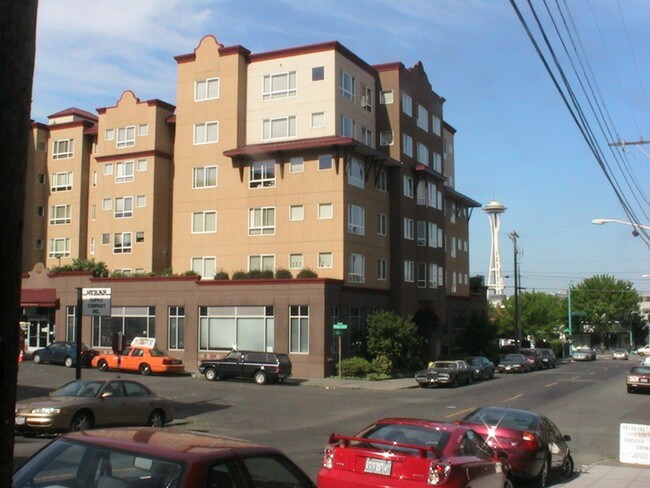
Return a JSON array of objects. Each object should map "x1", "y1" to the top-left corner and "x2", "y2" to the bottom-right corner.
[
  {"x1": 322, "y1": 447, "x2": 334, "y2": 469},
  {"x1": 428, "y1": 463, "x2": 450, "y2": 485},
  {"x1": 521, "y1": 431, "x2": 539, "y2": 450}
]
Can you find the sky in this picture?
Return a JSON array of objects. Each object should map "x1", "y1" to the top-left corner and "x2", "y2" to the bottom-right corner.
[{"x1": 31, "y1": 0, "x2": 650, "y2": 296}]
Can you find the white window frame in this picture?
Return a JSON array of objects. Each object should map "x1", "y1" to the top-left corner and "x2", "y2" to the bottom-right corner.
[
  {"x1": 49, "y1": 204, "x2": 71, "y2": 225},
  {"x1": 102, "y1": 198, "x2": 112, "y2": 211},
  {"x1": 49, "y1": 238, "x2": 70, "y2": 258},
  {"x1": 404, "y1": 218, "x2": 414, "y2": 240},
  {"x1": 262, "y1": 116, "x2": 296, "y2": 141},
  {"x1": 192, "y1": 210, "x2": 217, "y2": 234},
  {"x1": 417, "y1": 142, "x2": 429, "y2": 166},
  {"x1": 403, "y1": 175, "x2": 414, "y2": 198},
  {"x1": 51, "y1": 171, "x2": 72, "y2": 192},
  {"x1": 105, "y1": 129, "x2": 115, "y2": 141},
  {"x1": 432, "y1": 114, "x2": 442, "y2": 136},
  {"x1": 193, "y1": 166, "x2": 218, "y2": 188},
  {"x1": 249, "y1": 254, "x2": 275, "y2": 272},
  {"x1": 318, "y1": 252, "x2": 333, "y2": 268},
  {"x1": 137, "y1": 124, "x2": 148, "y2": 137},
  {"x1": 289, "y1": 305, "x2": 309, "y2": 354},
  {"x1": 289, "y1": 254, "x2": 303, "y2": 269},
  {"x1": 311, "y1": 112, "x2": 325, "y2": 128},
  {"x1": 433, "y1": 152, "x2": 442, "y2": 173},
  {"x1": 116, "y1": 126, "x2": 135, "y2": 148},
  {"x1": 115, "y1": 161, "x2": 134, "y2": 183},
  {"x1": 361, "y1": 85, "x2": 373, "y2": 112},
  {"x1": 113, "y1": 232, "x2": 132, "y2": 254},
  {"x1": 417, "y1": 221, "x2": 427, "y2": 246},
  {"x1": 340, "y1": 70, "x2": 355, "y2": 100},
  {"x1": 377, "y1": 170, "x2": 387, "y2": 192},
  {"x1": 347, "y1": 204, "x2": 365, "y2": 235},
  {"x1": 417, "y1": 262, "x2": 427, "y2": 288},
  {"x1": 417, "y1": 104, "x2": 429, "y2": 131},
  {"x1": 249, "y1": 160, "x2": 276, "y2": 188},
  {"x1": 289, "y1": 205, "x2": 304, "y2": 221},
  {"x1": 404, "y1": 260, "x2": 415, "y2": 282},
  {"x1": 340, "y1": 115, "x2": 354, "y2": 138},
  {"x1": 318, "y1": 203, "x2": 333, "y2": 220},
  {"x1": 318, "y1": 154, "x2": 332, "y2": 170},
  {"x1": 348, "y1": 253, "x2": 365, "y2": 283},
  {"x1": 52, "y1": 139, "x2": 74, "y2": 159},
  {"x1": 378, "y1": 258, "x2": 387, "y2": 281},
  {"x1": 114, "y1": 196, "x2": 133, "y2": 219},
  {"x1": 377, "y1": 213, "x2": 387, "y2": 236},
  {"x1": 192, "y1": 256, "x2": 216, "y2": 278},
  {"x1": 289, "y1": 157, "x2": 304, "y2": 173},
  {"x1": 104, "y1": 163, "x2": 114, "y2": 176},
  {"x1": 262, "y1": 71, "x2": 297, "y2": 100},
  {"x1": 194, "y1": 121, "x2": 219, "y2": 145},
  {"x1": 379, "y1": 90, "x2": 394, "y2": 104},
  {"x1": 347, "y1": 158, "x2": 364, "y2": 189},
  {"x1": 380, "y1": 131, "x2": 394, "y2": 146},
  {"x1": 428, "y1": 263, "x2": 438, "y2": 288},
  {"x1": 401, "y1": 92, "x2": 412, "y2": 116},
  {"x1": 136, "y1": 159, "x2": 147, "y2": 172},
  {"x1": 403, "y1": 133, "x2": 413, "y2": 157},
  {"x1": 249, "y1": 207, "x2": 275, "y2": 236},
  {"x1": 195, "y1": 77, "x2": 220, "y2": 101}
]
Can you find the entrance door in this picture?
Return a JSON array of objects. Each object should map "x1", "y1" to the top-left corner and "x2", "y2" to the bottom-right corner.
[{"x1": 27, "y1": 320, "x2": 52, "y2": 351}]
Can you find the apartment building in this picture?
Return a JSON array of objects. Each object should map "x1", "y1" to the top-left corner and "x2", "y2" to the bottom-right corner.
[{"x1": 21, "y1": 35, "x2": 482, "y2": 377}]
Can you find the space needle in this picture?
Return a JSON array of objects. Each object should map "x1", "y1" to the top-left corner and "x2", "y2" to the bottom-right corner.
[{"x1": 483, "y1": 200, "x2": 506, "y2": 304}]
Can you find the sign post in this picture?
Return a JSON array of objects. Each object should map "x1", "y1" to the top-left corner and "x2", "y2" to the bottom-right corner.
[
  {"x1": 333, "y1": 322, "x2": 348, "y2": 382},
  {"x1": 76, "y1": 288, "x2": 112, "y2": 379}
]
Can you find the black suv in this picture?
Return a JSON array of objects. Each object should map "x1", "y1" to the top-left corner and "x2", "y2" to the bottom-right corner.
[
  {"x1": 539, "y1": 348, "x2": 557, "y2": 368},
  {"x1": 198, "y1": 350, "x2": 292, "y2": 385}
]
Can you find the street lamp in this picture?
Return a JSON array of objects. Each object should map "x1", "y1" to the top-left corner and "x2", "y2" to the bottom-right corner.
[{"x1": 592, "y1": 218, "x2": 650, "y2": 237}]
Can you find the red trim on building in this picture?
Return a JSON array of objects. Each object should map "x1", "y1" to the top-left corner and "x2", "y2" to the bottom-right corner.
[
  {"x1": 94, "y1": 149, "x2": 173, "y2": 163},
  {"x1": 21, "y1": 288, "x2": 59, "y2": 308}
]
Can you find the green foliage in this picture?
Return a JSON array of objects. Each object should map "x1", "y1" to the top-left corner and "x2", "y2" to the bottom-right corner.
[
  {"x1": 366, "y1": 311, "x2": 422, "y2": 372},
  {"x1": 491, "y1": 291, "x2": 565, "y2": 342},
  {"x1": 297, "y1": 268, "x2": 318, "y2": 278},
  {"x1": 160, "y1": 267, "x2": 174, "y2": 277},
  {"x1": 182, "y1": 270, "x2": 199, "y2": 276},
  {"x1": 370, "y1": 355, "x2": 392, "y2": 375},
  {"x1": 214, "y1": 270, "x2": 230, "y2": 280},
  {"x1": 51, "y1": 258, "x2": 109, "y2": 277},
  {"x1": 232, "y1": 270, "x2": 248, "y2": 280},
  {"x1": 274, "y1": 268, "x2": 293, "y2": 279},
  {"x1": 338, "y1": 356, "x2": 372, "y2": 377},
  {"x1": 457, "y1": 311, "x2": 498, "y2": 356}
]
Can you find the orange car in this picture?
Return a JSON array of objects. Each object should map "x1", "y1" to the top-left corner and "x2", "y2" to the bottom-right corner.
[{"x1": 92, "y1": 345, "x2": 184, "y2": 376}]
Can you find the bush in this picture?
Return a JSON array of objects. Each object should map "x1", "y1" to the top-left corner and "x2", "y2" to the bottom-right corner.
[
  {"x1": 232, "y1": 270, "x2": 248, "y2": 280},
  {"x1": 274, "y1": 268, "x2": 293, "y2": 279},
  {"x1": 182, "y1": 270, "x2": 199, "y2": 276},
  {"x1": 366, "y1": 311, "x2": 422, "y2": 373},
  {"x1": 297, "y1": 268, "x2": 318, "y2": 278},
  {"x1": 214, "y1": 270, "x2": 229, "y2": 280},
  {"x1": 337, "y1": 356, "x2": 372, "y2": 378},
  {"x1": 371, "y1": 355, "x2": 392, "y2": 375}
]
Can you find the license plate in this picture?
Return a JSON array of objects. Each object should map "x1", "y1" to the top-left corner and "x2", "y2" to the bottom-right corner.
[
  {"x1": 15, "y1": 416, "x2": 25, "y2": 426},
  {"x1": 641, "y1": 378, "x2": 648, "y2": 383},
  {"x1": 364, "y1": 458, "x2": 391, "y2": 476}
]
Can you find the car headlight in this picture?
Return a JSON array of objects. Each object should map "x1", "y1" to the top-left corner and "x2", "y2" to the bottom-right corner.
[
  {"x1": 438, "y1": 373, "x2": 449, "y2": 379},
  {"x1": 628, "y1": 375, "x2": 639, "y2": 382},
  {"x1": 30, "y1": 407, "x2": 61, "y2": 414}
]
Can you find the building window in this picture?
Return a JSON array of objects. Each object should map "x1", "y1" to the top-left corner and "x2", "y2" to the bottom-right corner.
[
  {"x1": 361, "y1": 127, "x2": 373, "y2": 147},
  {"x1": 102, "y1": 198, "x2": 112, "y2": 211},
  {"x1": 195, "y1": 77, "x2": 220, "y2": 101},
  {"x1": 403, "y1": 133, "x2": 413, "y2": 157},
  {"x1": 193, "y1": 166, "x2": 218, "y2": 188},
  {"x1": 404, "y1": 218, "x2": 414, "y2": 240},
  {"x1": 52, "y1": 139, "x2": 74, "y2": 159},
  {"x1": 250, "y1": 160, "x2": 276, "y2": 188},
  {"x1": 49, "y1": 238, "x2": 70, "y2": 258},
  {"x1": 432, "y1": 114, "x2": 442, "y2": 136},
  {"x1": 168, "y1": 306, "x2": 185, "y2": 350},
  {"x1": 116, "y1": 126, "x2": 136, "y2": 148},
  {"x1": 91, "y1": 306, "x2": 156, "y2": 348},
  {"x1": 347, "y1": 158, "x2": 364, "y2": 189},
  {"x1": 417, "y1": 142, "x2": 429, "y2": 166},
  {"x1": 403, "y1": 176, "x2": 414, "y2": 198},
  {"x1": 103, "y1": 163, "x2": 113, "y2": 175},
  {"x1": 192, "y1": 210, "x2": 217, "y2": 233},
  {"x1": 379, "y1": 90, "x2": 394, "y2": 104},
  {"x1": 263, "y1": 71, "x2": 297, "y2": 100},
  {"x1": 198, "y1": 305, "x2": 274, "y2": 352},
  {"x1": 37, "y1": 173, "x2": 45, "y2": 184},
  {"x1": 318, "y1": 154, "x2": 332, "y2": 170},
  {"x1": 65, "y1": 306, "x2": 77, "y2": 341},
  {"x1": 289, "y1": 205, "x2": 304, "y2": 221},
  {"x1": 347, "y1": 204, "x2": 365, "y2": 235},
  {"x1": 417, "y1": 104, "x2": 429, "y2": 131},
  {"x1": 404, "y1": 260, "x2": 415, "y2": 282},
  {"x1": 378, "y1": 258, "x2": 387, "y2": 281},
  {"x1": 416, "y1": 180, "x2": 426, "y2": 206},
  {"x1": 49, "y1": 204, "x2": 71, "y2": 225},
  {"x1": 289, "y1": 254, "x2": 303, "y2": 269},
  {"x1": 312, "y1": 66, "x2": 324, "y2": 81},
  {"x1": 249, "y1": 254, "x2": 275, "y2": 271},
  {"x1": 36, "y1": 206, "x2": 44, "y2": 217},
  {"x1": 113, "y1": 232, "x2": 132, "y2": 254},
  {"x1": 361, "y1": 85, "x2": 373, "y2": 112},
  {"x1": 115, "y1": 161, "x2": 134, "y2": 183},
  {"x1": 340, "y1": 115, "x2": 354, "y2": 138},
  {"x1": 348, "y1": 253, "x2": 365, "y2": 283},
  {"x1": 290, "y1": 305, "x2": 309, "y2": 353},
  {"x1": 101, "y1": 233, "x2": 110, "y2": 245},
  {"x1": 311, "y1": 112, "x2": 325, "y2": 128},
  {"x1": 401, "y1": 92, "x2": 412, "y2": 116},
  {"x1": 318, "y1": 252, "x2": 332, "y2": 268},
  {"x1": 105, "y1": 129, "x2": 114, "y2": 141},
  {"x1": 340, "y1": 70, "x2": 355, "y2": 100},
  {"x1": 428, "y1": 263, "x2": 438, "y2": 287},
  {"x1": 114, "y1": 197, "x2": 133, "y2": 218},
  {"x1": 377, "y1": 170, "x2": 387, "y2": 192},
  {"x1": 136, "y1": 159, "x2": 147, "y2": 172},
  {"x1": 380, "y1": 131, "x2": 394, "y2": 146},
  {"x1": 34, "y1": 238, "x2": 43, "y2": 250},
  {"x1": 262, "y1": 116, "x2": 296, "y2": 140},
  {"x1": 249, "y1": 207, "x2": 275, "y2": 235},
  {"x1": 318, "y1": 203, "x2": 333, "y2": 220},
  {"x1": 192, "y1": 256, "x2": 216, "y2": 278},
  {"x1": 138, "y1": 124, "x2": 148, "y2": 137},
  {"x1": 348, "y1": 307, "x2": 365, "y2": 353},
  {"x1": 136, "y1": 231, "x2": 145, "y2": 243},
  {"x1": 289, "y1": 157, "x2": 304, "y2": 173},
  {"x1": 433, "y1": 152, "x2": 442, "y2": 173},
  {"x1": 377, "y1": 213, "x2": 387, "y2": 236},
  {"x1": 51, "y1": 171, "x2": 72, "y2": 191},
  {"x1": 417, "y1": 263, "x2": 427, "y2": 288},
  {"x1": 194, "y1": 121, "x2": 219, "y2": 145},
  {"x1": 136, "y1": 195, "x2": 146, "y2": 208},
  {"x1": 417, "y1": 221, "x2": 427, "y2": 246}
]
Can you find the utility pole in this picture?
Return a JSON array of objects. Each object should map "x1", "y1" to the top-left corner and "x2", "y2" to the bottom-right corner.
[{"x1": 509, "y1": 232, "x2": 521, "y2": 352}]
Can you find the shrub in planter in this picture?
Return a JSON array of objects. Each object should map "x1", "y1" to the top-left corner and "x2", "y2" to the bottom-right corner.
[
  {"x1": 214, "y1": 270, "x2": 230, "y2": 280},
  {"x1": 274, "y1": 268, "x2": 293, "y2": 279},
  {"x1": 337, "y1": 356, "x2": 372, "y2": 378},
  {"x1": 297, "y1": 268, "x2": 318, "y2": 278}
]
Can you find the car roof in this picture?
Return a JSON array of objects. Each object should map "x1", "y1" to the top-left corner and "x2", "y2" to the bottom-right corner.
[
  {"x1": 467, "y1": 406, "x2": 542, "y2": 419},
  {"x1": 62, "y1": 428, "x2": 278, "y2": 461},
  {"x1": 374, "y1": 417, "x2": 462, "y2": 432}
]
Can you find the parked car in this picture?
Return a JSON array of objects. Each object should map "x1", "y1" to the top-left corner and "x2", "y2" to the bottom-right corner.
[
  {"x1": 415, "y1": 360, "x2": 473, "y2": 388},
  {"x1": 626, "y1": 365, "x2": 650, "y2": 393},
  {"x1": 538, "y1": 348, "x2": 557, "y2": 368},
  {"x1": 572, "y1": 347, "x2": 597, "y2": 361},
  {"x1": 32, "y1": 341, "x2": 99, "y2": 368},
  {"x1": 199, "y1": 349, "x2": 292, "y2": 385},
  {"x1": 640, "y1": 356, "x2": 650, "y2": 367},
  {"x1": 612, "y1": 348, "x2": 629, "y2": 360},
  {"x1": 318, "y1": 417, "x2": 511, "y2": 488},
  {"x1": 13, "y1": 427, "x2": 316, "y2": 488},
  {"x1": 465, "y1": 356, "x2": 495, "y2": 380},
  {"x1": 496, "y1": 354, "x2": 530, "y2": 374},
  {"x1": 14, "y1": 378, "x2": 174, "y2": 435},
  {"x1": 635, "y1": 344, "x2": 650, "y2": 356},
  {"x1": 460, "y1": 406, "x2": 573, "y2": 487},
  {"x1": 520, "y1": 348, "x2": 544, "y2": 371},
  {"x1": 92, "y1": 343, "x2": 184, "y2": 375}
]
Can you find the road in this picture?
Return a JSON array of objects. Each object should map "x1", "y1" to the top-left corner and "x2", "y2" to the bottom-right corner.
[{"x1": 13, "y1": 358, "x2": 650, "y2": 486}]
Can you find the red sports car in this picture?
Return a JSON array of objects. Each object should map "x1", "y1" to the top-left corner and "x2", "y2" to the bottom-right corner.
[{"x1": 318, "y1": 417, "x2": 512, "y2": 487}]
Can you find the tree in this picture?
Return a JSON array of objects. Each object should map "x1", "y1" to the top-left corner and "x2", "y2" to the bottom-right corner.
[
  {"x1": 366, "y1": 311, "x2": 422, "y2": 372},
  {"x1": 457, "y1": 311, "x2": 498, "y2": 357},
  {"x1": 571, "y1": 275, "x2": 640, "y2": 344},
  {"x1": 0, "y1": 1, "x2": 38, "y2": 483}
]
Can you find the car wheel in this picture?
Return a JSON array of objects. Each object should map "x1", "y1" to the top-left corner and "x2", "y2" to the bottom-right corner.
[
  {"x1": 418, "y1": 383, "x2": 428, "y2": 388},
  {"x1": 205, "y1": 368, "x2": 221, "y2": 381},
  {"x1": 98, "y1": 359, "x2": 109, "y2": 372},
  {"x1": 504, "y1": 478, "x2": 514, "y2": 488},
  {"x1": 254, "y1": 371, "x2": 267, "y2": 385},
  {"x1": 451, "y1": 376, "x2": 459, "y2": 388},
  {"x1": 64, "y1": 356, "x2": 73, "y2": 368},
  {"x1": 560, "y1": 453, "x2": 574, "y2": 479},
  {"x1": 139, "y1": 363, "x2": 152, "y2": 376},
  {"x1": 147, "y1": 409, "x2": 165, "y2": 427},
  {"x1": 534, "y1": 456, "x2": 550, "y2": 488},
  {"x1": 33, "y1": 353, "x2": 41, "y2": 364},
  {"x1": 70, "y1": 411, "x2": 93, "y2": 432}
]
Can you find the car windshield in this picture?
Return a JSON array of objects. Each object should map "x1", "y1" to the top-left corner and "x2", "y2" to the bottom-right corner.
[
  {"x1": 51, "y1": 381, "x2": 105, "y2": 398},
  {"x1": 358, "y1": 423, "x2": 450, "y2": 455},
  {"x1": 631, "y1": 367, "x2": 650, "y2": 374},
  {"x1": 466, "y1": 358, "x2": 480, "y2": 365},
  {"x1": 431, "y1": 362, "x2": 456, "y2": 369},
  {"x1": 503, "y1": 354, "x2": 521, "y2": 361},
  {"x1": 13, "y1": 438, "x2": 184, "y2": 488},
  {"x1": 465, "y1": 408, "x2": 537, "y2": 431}
]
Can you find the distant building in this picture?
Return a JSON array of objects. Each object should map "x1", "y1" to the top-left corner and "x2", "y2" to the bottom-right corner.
[{"x1": 21, "y1": 35, "x2": 482, "y2": 377}]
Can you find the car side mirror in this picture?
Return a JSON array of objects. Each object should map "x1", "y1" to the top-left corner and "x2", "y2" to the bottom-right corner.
[{"x1": 563, "y1": 435, "x2": 571, "y2": 442}]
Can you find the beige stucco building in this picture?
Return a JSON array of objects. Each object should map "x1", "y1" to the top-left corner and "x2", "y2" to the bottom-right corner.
[{"x1": 20, "y1": 35, "x2": 483, "y2": 378}]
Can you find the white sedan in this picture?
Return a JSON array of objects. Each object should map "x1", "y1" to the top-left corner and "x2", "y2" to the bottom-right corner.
[{"x1": 635, "y1": 345, "x2": 650, "y2": 356}]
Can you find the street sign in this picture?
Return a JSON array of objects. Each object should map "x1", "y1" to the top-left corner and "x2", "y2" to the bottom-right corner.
[
  {"x1": 333, "y1": 322, "x2": 348, "y2": 330},
  {"x1": 81, "y1": 287, "x2": 112, "y2": 316}
]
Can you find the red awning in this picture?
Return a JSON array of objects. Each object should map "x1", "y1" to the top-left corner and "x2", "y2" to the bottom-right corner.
[{"x1": 20, "y1": 288, "x2": 59, "y2": 308}]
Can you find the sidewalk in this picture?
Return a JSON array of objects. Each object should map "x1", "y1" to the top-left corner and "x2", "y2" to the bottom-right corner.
[
  {"x1": 298, "y1": 375, "x2": 416, "y2": 390},
  {"x1": 563, "y1": 461, "x2": 650, "y2": 487}
]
